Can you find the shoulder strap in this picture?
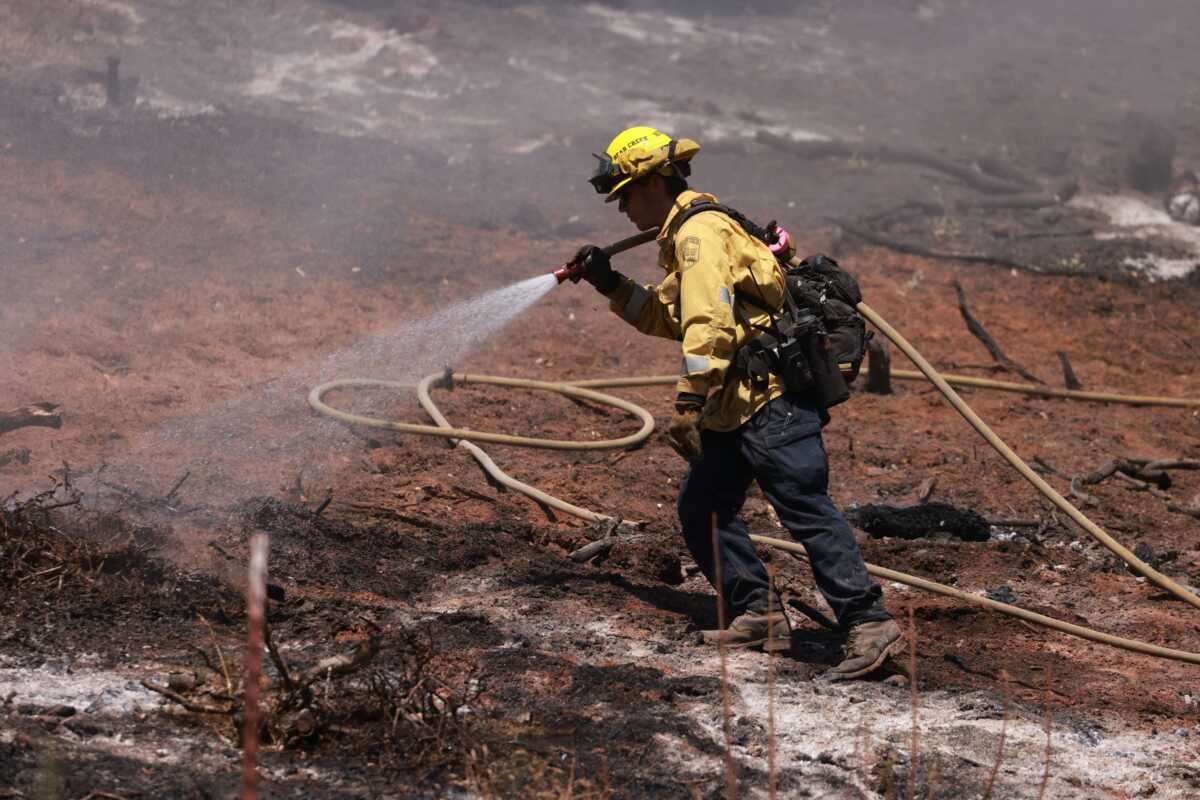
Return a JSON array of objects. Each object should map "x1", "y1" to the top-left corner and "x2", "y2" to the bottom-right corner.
[
  {"x1": 665, "y1": 198, "x2": 721, "y2": 242},
  {"x1": 669, "y1": 199, "x2": 800, "y2": 327}
]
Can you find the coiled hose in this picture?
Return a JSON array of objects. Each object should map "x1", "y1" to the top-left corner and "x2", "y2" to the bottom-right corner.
[{"x1": 309, "y1": 305, "x2": 1200, "y2": 665}]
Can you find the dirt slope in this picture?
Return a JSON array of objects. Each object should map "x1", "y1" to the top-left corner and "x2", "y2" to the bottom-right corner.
[{"x1": 3, "y1": 2, "x2": 1200, "y2": 798}]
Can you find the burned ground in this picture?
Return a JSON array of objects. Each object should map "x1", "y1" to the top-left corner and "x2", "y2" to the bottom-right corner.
[{"x1": 3, "y1": 1, "x2": 1200, "y2": 798}]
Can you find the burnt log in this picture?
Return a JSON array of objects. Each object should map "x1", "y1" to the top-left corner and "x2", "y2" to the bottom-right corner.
[
  {"x1": 0, "y1": 403, "x2": 62, "y2": 436},
  {"x1": 844, "y1": 502, "x2": 990, "y2": 541},
  {"x1": 758, "y1": 131, "x2": 1030, "y2": 195}
]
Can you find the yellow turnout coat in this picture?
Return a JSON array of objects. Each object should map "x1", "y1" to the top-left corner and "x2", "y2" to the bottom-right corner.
[{"x1": 605, "y1": 190, "x2": 790, "y2": 431}]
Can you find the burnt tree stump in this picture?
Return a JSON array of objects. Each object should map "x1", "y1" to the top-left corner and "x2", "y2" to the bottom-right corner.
[
  {"x1": 0, "y1": 403, "x2": 62, "y2": 436},
  {"x1": 865, "y1": 336, "x2": 892, "y2": 394}
]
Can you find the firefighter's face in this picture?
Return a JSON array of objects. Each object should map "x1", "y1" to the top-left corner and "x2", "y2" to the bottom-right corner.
[{"x1": 618, "y1": 176, "x2": 670, "y2": 231}]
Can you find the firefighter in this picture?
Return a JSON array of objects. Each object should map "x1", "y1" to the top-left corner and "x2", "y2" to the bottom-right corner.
[{"x1": 571, "y1": 126, "x2": 902, "y2": 680}]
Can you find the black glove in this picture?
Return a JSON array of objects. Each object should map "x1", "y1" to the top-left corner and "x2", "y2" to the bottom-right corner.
[{"x1": 571, "y1": 245, "x2": 620, "y2": 294}]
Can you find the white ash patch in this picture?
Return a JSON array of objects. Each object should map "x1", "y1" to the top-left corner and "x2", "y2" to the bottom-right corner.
[
  {"x1": 717, "y1": 671, "x2": 1196, "y2": 799},
  {"x1": 425, "y1": 576, "x2": 1200, "y2": 798},
  {"x1": 1121, "y1": 255, "x2": 1199, "y2": 281},
  {"x1": 82, "y1": 0, "x2": 145, "y2": 29},
  {"x1": 1071, "y1": 193, "x2": 1200, "y2": 280},
  {"x1": 245, "y1": 19, "x2": 437, "y2": 99},
  {"x1": 583, "y1": 4, "x2": 785, "y2": 48},
  {"x1": 136, "y1": 87, "x2": 220, "y2": 120},
  {"x1": 0, "y1": 664, "x2": 164, "y2": 716}
]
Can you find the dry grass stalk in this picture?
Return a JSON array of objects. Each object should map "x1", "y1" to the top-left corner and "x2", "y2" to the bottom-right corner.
[
  {"x1": 711, "y1": 512, "x2": 736, "y2": 799},
  {"x1": 199, "y1": 612, "x2": 235, "y2": 697},
  {"x1": 766, "y1": 563, "x2": 778, "y2": 800},
  {"x1": 856, "y1": 714, "x2": 872, "y2": 800},
  {"x1": 463, "y1": 746, "x2": 612, "y2": 799},
  {"x1": 907, "y1": 607, "x2": 918, "y2": 800},
  {"x1": 981, "y1": 670, "x2": 1010, "y2": 800},
  {"x1": 1036, "y1": 664, "x2": 1054, "y2": 800},
  {"x1": 240, "y1": 532, "x2": 269, "y2": 800}
]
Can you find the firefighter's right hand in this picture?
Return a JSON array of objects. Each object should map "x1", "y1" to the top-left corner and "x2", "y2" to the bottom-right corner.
[{"x1": 571, "y1": 245, "x2": 619, "y2": 294}]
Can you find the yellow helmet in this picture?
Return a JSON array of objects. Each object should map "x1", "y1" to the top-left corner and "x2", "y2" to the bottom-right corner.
[{"x1": 588, "y1": 126, "x2": 701, "y2": 203}]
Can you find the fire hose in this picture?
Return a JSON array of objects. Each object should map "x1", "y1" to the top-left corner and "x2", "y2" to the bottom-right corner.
[{"x1": 308, "y1": 239, "x2": 1200, "y2": 666}]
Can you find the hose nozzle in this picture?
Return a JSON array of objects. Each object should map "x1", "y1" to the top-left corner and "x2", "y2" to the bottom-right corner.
[
  {"x1": 552, "y1": 261, "x2": 583, "y2": 284},
  {"x1": 551, "y1": 228, "x2": 660, "y2": 285}
]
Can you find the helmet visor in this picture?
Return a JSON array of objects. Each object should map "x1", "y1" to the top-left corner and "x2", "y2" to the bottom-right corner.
[{"x1": 588, "y1": 153, "x2": 623, "y2": 195}]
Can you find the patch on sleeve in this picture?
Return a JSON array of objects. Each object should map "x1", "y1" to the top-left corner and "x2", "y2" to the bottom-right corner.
[{"x1": 681, "y1": 236, "x2": 702, "y2": 268}]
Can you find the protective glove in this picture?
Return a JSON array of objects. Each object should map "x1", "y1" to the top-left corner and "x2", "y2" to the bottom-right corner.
[
  {"x1": 666, "y1": 393, "x2": 705, "y2": 463},
  {"x1": 571, "y1": 245, "x2": 620, "y2": 295}
]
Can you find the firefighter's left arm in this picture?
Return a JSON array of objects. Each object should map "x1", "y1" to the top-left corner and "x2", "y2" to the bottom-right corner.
[{"x1": 674, "y1": 222, "x2": 737, "y2": 399}]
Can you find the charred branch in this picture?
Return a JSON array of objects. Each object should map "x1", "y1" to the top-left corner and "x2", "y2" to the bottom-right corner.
[
  {"x1": 0, "y1": 403, "x2": 62, "y2": 436},
  {"x1": 968, "y1": 180, "x2": 1078, "y2": 210},
  {"x1": 758, "y1": 130, "x2": 1032, "y2": 195},
  {"x1": 953, "y1": 282, "x2": 1044, "y2": 384},
  {"x1": 142, "y1": 679, "x2": 235, "y2": 715},
  {"x1": 298, "y1": 631, "x2": 380, "y2": 687},
  {"x1": 1079, "y1": 458, "x2": 1171, "y2": 490},
  {"x1": 1055, "y1": 351, "x2": 1083, "y2": 390},
  {"x1": 829, "y1": 217, "x2": 1063, "y2": 276},
  {"x1": 568, "y1": 537, "x2": 615, "y2": 562}
]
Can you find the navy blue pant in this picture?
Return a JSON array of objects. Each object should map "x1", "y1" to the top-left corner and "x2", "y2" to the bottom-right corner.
[{"x1": 678, "y1": 393, "x2": 889, "y2": 628}]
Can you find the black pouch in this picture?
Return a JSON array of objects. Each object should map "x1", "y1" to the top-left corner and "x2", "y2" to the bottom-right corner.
[{"x1": 786, "y1": 256, "x2": 871, "y2": 384}]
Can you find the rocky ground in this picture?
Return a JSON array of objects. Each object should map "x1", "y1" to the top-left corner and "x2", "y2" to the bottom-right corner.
[{"x1": 2, "y1": 1, "x2": 1200, "y2": 798}]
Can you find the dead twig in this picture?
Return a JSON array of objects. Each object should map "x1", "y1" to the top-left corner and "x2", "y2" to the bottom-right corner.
[
  {"x1": 198, "y1": 613, "x2": 234, "y2": 698},
  {"x1": 1112, "y1": 471, "x2": 1172, "y2": 499},
  {"x1": 313, "y1": 491, "x2": 333, "y2": 517},
  {"x1": 241, "y1": 533, "x2": 269, "y2": 800},
  {"x1": 1031, "y1": 456, "x2": 1066, "y2": 478},
  {"x1": 1010, "y1": 227, "x2": 1094, "y2": 240},
  {"x1": 142, "y1": 680, "x2": 234, "y2": 715},
  {"x1": 1143, "y1": 459, "x2": 1200, "y2": 472},
  {"x1": 568, "y1": 537, "x2": 615, "y2": 562},
  {"x1": 766, "y1": 564, "x2": 778, "y2": 800},
  {"x1": 263, "y1": 621, "x2": 295, "y2": 694},
  {"x1": 298, "y1": 629, "x2": 381, "y2": 687},
  {"x1": 1067, "y1": 478, "x2": 1097, "y2": 508},
  {"x1": 1145, "y1": 308, "x2": 1199, "y2": 357},
  {"x1": 981, "y1": 671, "x2": 1010, "y2": 800},
  {"x1": 164, "y1": 471, "x2": 190, "y2": 501},
  {"x1": 1036, "y1": 665, "x2": 1054, "y2": 800},
  {"x1": 907, "y1": 607, "x2": 918, "y2": 800},
  {"x1": 1167, "y1": 502, "x2": 1200, "y2": 520},
  {"x1": 712, "y1": 512, "x2": 736, "y2": 800}
]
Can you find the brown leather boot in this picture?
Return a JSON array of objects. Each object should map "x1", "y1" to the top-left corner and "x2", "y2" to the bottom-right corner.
[
  {"x1": 701, "y1": 597, "x2": 791, "y2": 653},
  {"x1": 824, "y1": 618, "x2": 905, "y2": 681}
]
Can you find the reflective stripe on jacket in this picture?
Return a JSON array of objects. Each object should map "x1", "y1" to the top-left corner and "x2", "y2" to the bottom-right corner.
[{"x1": 605, "y1": 190, "x2": 789, "y2": 431}]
